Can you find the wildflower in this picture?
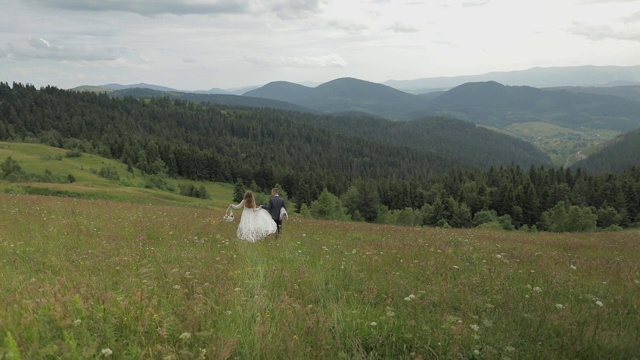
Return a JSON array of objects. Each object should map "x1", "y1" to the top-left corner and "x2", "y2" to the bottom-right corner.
[
  {"x1": 404, "y1": 296, "x2": 412, "y2": 301},
  {"x1": 570, "y1": 265, "x2": 577, "y2": 270},
  {"x1": 173, "y1": 285, "x2": 181, "y2": 290},
  {"x1": 101, "y1": 348, "x2": 113, "y2": 356},
  {"x1": 453, "y1": 265, "x2": 459, "y2": 269},
  {"x1": 386, "y1": 311, "x2": 395, "y2": 317},
  {"x1": 556, "y1": 304, "x2": 564, "y2": 309},
  {"x1": 179, "y1": 332, "x2": 191, "y2": 340},
  {"x1": 533, "y1": 287, "x2": 542, "y2": 292},
  {"x1": 73, "y1": 319, "x2": 82, "y2": 326},
  {"x1": 505, "y1": 346, "x2": 515, "y2": 352},
  {"x1": 595, "y1": 300, "x2": 603, "y2": 307},
  {"x1": 370, "y1": 322, "x2": 377, "y2": 326},
  {"x1": 474, "y1": 350, "x2": 481, "y2": 355},
  {"x1": 293, "y1": 335, "x2": 299, "y2": 340},
  {"x1": 470, "y1": 324, "x2": 480, "y2": 331}
]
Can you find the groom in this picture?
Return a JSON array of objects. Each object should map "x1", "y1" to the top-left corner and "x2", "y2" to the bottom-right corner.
[{"x1": 262, "y1": 188, "x2": 286, "y2": 238}]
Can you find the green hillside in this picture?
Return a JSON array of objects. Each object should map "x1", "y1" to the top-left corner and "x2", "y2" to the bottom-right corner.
[
  {"x1": 0, "y1": 142, "x2": 232, "y2": 208},
  {"x1": 575, "y1": 128, "x2": 640, "y2": 173}
]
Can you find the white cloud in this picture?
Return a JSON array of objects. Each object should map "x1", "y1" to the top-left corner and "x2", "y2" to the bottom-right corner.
[
  {"x1": 244, "y1": 53, "x2": 347, "y2": 68},
  {"x1": 569, "y1": 21, "x2": 640, "y2": 42},
  {"x1": 387, "y1": 22, "x2": 420, "y2": 33}
]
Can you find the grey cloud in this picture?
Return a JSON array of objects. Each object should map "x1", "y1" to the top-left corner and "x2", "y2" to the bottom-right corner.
[
  {"x1": 259, "y1": 0, "x2": 328, "y2": 20},
  {"x1": 25, "y1": 0, "x2": 325, "y2": 18},
  {"x1": 1, "y1": 38, "x2": 122, "y2": 61},
  {"x1": 24, "y1": 0, "x2": 249, "y2": 15}
]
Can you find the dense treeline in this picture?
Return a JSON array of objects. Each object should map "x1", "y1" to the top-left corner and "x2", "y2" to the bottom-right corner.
[
  {"x1": 296, "y1": 164, "x2": 640, "y2": 230},
  {"x1": 109, "y1": 86, "x2": 552, "y2": 168},
  {"x1": 1, "y1": 82, "x2": 639, "y2": 230},
  {"x1": 0, "y1": 82, "x2": 462, "y2": 196},
  {"x1": 289, "y1": 114, "x2": 551, "y2": 169}
]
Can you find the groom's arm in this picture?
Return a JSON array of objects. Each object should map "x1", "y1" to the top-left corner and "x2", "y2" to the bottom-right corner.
[{"x1": 262, "y1": 197, "x2": 273, "y2": 211}]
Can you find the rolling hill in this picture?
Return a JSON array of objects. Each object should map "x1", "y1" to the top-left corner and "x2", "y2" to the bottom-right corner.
[
  {"x1": 102, "y1": 84, "x2": 551, "y2": 168},
  {"x1": 72, "y1": 77, "x2": 640, "y2": 169},
  {"x1": 421, "y1": 81, "x2": 640, "y2": 131},
  {"x1": 245, "y1": 77, "x2": 429, "y2": 119},
  {"x1": 575, "y1": 128, "x2": 640, "y2": 173}
]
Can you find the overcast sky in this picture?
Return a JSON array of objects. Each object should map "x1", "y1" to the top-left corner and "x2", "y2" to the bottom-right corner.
[{"x1": 1, "y1": 0, "x2": 639, "y2": 90}]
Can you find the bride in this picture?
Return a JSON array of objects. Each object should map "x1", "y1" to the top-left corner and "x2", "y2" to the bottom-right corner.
[{"x1": 229, "y1": 191, "x2": 277, "y2": 242}]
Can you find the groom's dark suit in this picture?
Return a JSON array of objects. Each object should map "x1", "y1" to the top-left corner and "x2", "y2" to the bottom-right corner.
[{"x1": 263, "y1": 195, "x2": 285, "y2": 236}]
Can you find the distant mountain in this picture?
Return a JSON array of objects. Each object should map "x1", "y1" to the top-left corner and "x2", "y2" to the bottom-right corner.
[
  {"x1": 192, "y1": 88, "x2": 230, "y2": 95},
  {"x1": 421, "y1": 81, "x2": 640, "y2": 132},
  {"x1": 107, "y1": 88, "x2": 318, "y2": 113},
  {"x1": 244, "y1": 81, "x2": 315, "y2": 103},
  {"x1": 100, "y1": 83, "x2": 179, "y2": 92},
  {"x1": 576, "y1": 128, "x2": 640, "y2": 173},
  {"x1": 546, "y1": 85, "x2": 640, "y2": 104},
  {"x1": 384, "y1": 65, "x2": 640, "y2": 94},
  {"x1": 242, "y1": 78, "x2": 640, "y2": 132},
  {"x1": 244, "y1": 77, "x2": 428, "y2": 119}
]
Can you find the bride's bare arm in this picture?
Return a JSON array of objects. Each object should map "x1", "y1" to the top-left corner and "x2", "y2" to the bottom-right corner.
[{"x1": 229, "y1": 200, "x2": 245, "y2": 209}]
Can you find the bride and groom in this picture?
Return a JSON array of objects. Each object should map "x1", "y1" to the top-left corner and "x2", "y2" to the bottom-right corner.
[{"x1": 229, "y1": 188, "x2": 287, "y2": 242}]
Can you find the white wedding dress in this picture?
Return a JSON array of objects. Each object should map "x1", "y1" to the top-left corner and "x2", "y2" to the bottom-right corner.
[{"x1": 230, "y1": 202, "x2": 277, "y2": 242}]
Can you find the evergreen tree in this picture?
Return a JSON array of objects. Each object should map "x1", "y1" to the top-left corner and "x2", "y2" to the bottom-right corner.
[{"x1": 232, "y1": 178, "x2": 245, "y2": 202}]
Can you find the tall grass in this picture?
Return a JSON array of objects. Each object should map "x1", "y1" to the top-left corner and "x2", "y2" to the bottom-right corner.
[{"x1": 1, "y1": 193, "x2": 639, "y2": 359}]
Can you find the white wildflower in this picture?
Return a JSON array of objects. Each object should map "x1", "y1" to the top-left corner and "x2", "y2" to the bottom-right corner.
[
  {"x1": 173, "y1": 285, "x2": 181, "y2": 290},
  {"x1": 370, "y1": 322, "x2": 377, "y2": 326},
  {"x1": 570, "y1": 265, "x2": 577, "y2": 270},
  {"x1": 101, "y1": 348, "x2": 113, "y2": 356},
  {"x1": 595, "y1": 301, "x2": 603, "y2": 307},
  {"x1": 556, "y1": 304, "x2": 564, "y2": 309},
  {"x1": 179, "y1": 332, "x2": 191, "y2": 340},
  {"x1": 470, "y1": 324, "x2": 480, "y2": 331}
]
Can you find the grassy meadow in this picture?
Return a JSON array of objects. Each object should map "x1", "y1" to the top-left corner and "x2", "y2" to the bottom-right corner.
[{"x1": 1, "y1": 192, "x2": 639, "y2": 359}]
